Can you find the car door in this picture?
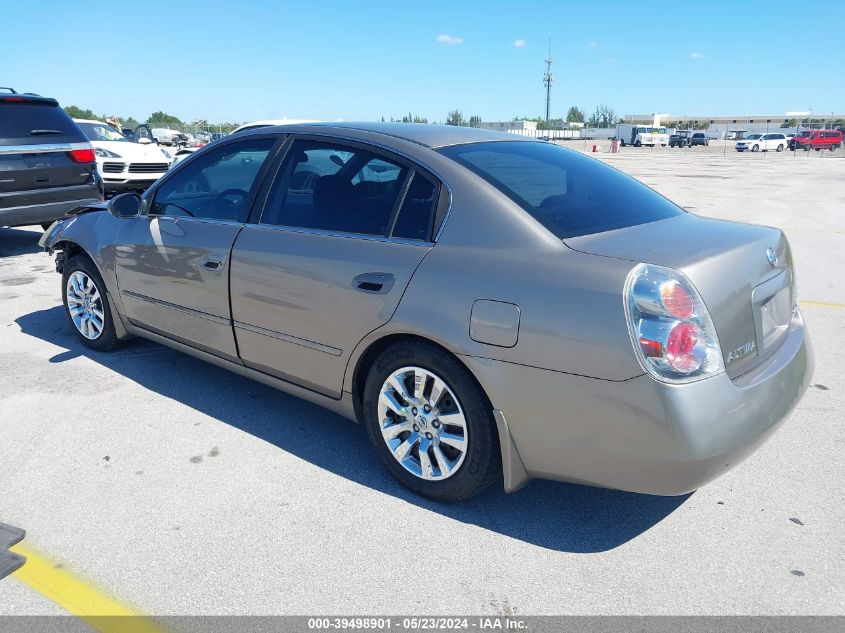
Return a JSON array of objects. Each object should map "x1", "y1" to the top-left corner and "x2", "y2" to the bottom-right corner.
[
  {"x1": 229, "y1": 136, "x2": 444, "y2": 397},
  {"x1": 114, "y1": 135, "x2": 280, "y2": 359}
]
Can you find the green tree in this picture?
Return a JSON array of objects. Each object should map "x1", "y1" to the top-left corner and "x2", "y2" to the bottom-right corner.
[
  {"x1": 63, "y1": 105, "x2": 100, "y2": 120},
  {"x1": 400, "y1": 113, "x2": 428, "y2": 124},
  {"x1": 566, "y1": 106, "x2": 585, "y2": 123},
  {"x1": 468, "y1": 115, "x2": 481, "y2": 127},
  {"x1": 586, "y1": 105, "x2": 617, "y2": 128},
  {"x1": 446, "y1": 110, "x2": 465, "y2": 126},
  {"x1": 146, "y1": 111, "x2": 184, "y2": 130},
  {"x1": 122, "y1": 116, "x2": 141, "y2": 131}
]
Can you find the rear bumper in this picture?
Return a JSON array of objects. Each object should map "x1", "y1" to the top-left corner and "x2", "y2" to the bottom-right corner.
[
  {"x1": 464, "y1": 310, "x2": 813, "y2": 495},
  {"x1": 0, "y1": 195, "x2": 103, "y2": 227}
]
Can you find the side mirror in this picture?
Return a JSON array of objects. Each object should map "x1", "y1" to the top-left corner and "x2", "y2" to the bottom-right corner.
[
  {"x1": 138, "y1": 137, "x2": 152, "y2": 145},
  {"x1": 108, "y1": 193, "x2": 142, "y2": 218}
]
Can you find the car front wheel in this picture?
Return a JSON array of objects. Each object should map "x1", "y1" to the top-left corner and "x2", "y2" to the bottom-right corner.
[
  {"x1": 62, "y1": 255, "x2": 120, "y2": 351},
  {"x1": 752, "y1": 144, "x2": 760, "y2": 152},
  {"x1": 362, "y1": 342, "x2": 501, "y2": 501}
]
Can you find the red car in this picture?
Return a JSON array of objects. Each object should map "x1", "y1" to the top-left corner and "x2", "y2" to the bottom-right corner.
[{"x1": 789, "y1": 129, "x2": 842, "y2": 151}]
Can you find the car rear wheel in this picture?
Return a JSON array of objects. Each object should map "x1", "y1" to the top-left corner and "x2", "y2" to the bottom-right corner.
[
  {"x1": 62, "y1": 255, "x2": 120, "y2": 352},
  {"x1": 634, "y1": 140, "x2": 641, "y2": 147},
  {"x1": 362, "y1": 341, "x2": 501, "y2": 501}
]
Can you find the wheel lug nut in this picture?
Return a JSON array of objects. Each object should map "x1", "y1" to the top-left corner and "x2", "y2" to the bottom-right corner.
[
  {"x1": 413, "y1": 424, "x2": 419, "y2": 432},
  {"x1": 425, "y1": 432, "x2": 433, "y2": 440},
  {"x1": 432, "y1": 420, "x2": 440, "y2": 428},
  {"x1": 411, "y1": 407, "x2": 418, "y2": 415},
  {"x1": 424, "y1": 405, "x2": 431, "y2": 412}
]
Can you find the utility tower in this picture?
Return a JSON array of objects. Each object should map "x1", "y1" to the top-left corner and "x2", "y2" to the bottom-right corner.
[{"x1": 543, "y1": 39, "x2": 554, "y2": 123}]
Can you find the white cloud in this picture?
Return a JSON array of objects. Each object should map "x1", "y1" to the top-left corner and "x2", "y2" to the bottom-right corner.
[
  {"x1": 436, "y1": 34, "x2": 464, "y2": 45},
  {"x1": 690, "y1": 51, "x2": 704, "y2": 59},
  {"x1": 513, "y1": 39, "x2": 526, "y2": 48},
  {"x1": 589, "y1": 41, "x2": 598, "y2": 47}
]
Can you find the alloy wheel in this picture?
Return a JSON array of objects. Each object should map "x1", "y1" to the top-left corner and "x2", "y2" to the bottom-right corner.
[
  {"x1": 66, "y1": 271, "x2": 105, "y2": 340},
  {"x1": 377, "y1": 366, "x2": 468, "y2": 481}
]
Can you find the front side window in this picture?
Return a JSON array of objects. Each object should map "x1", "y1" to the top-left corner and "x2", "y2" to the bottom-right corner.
[
  {"x1": 261, "y1": 139, "x2": 409, "y2": 236},
  {"x1": 440, "y1": 141, "x2": 683, "y2": 239},
  {"x1": 151, "y1": 137, "x2": 275, "y2": 221}
]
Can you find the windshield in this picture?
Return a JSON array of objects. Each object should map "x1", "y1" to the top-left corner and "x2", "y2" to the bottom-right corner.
[
  {"x1": 797, "y1": 131, "x2": 812, "y2": 137},
  {"x1": 439, "y1": 141, "x2": 683, "y2": 239},
  {"x1": 77, "y1": 122, "x2": 130, "y2": 143}
]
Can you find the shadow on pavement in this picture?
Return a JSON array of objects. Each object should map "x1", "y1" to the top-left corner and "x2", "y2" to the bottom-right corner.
[
  {"x1": 0, "y1": 227, "x2": 44, "y2": 258},
  {"x1": 17, "y1": 305, "x2": 690, "y2": 553}
]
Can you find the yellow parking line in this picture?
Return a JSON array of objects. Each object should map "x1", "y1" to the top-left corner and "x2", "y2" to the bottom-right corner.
[
  {"x1": 10, "y1": 543, "x2": 166, "y2": 633},
  {"x1": 801, "y1": 300, "x2": 845, "y2": 310}
]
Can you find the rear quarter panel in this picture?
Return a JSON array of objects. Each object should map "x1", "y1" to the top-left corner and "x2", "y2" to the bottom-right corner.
[{"x1": 344, "y1": 163, "x2": 645, "y2": 391}]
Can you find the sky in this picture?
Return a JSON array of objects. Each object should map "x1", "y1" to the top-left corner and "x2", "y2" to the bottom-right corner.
[{"x1": 2, "y1": 0, "x2": 843, "y2": 125}]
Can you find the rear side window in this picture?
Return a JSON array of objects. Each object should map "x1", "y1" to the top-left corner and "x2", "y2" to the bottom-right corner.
[
  {"x1": 440, "y1": 141, "x2": 683, "y2": 239},
  {"x1": 0, "y1": 102, "x2": 85, "y2": 144},
  {"x1": 262, "y1": 139, "x2": 409, "y2": 236},
  {"x1": 392, "y1": 174, "x2": 438, "y2": 241}
]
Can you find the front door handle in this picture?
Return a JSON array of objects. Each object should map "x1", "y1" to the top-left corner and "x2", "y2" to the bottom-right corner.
[
  {"x1": 353, "y1": 272, "x2": 395, "y2": 294},
  {"x1": 200, "y1": 254, "x2": 226, "y2": 271}
]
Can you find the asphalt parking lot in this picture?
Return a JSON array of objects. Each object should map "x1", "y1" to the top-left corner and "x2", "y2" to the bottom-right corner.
[{"x1": 0, "y1": 148, "x2": 843, "y2": 618}]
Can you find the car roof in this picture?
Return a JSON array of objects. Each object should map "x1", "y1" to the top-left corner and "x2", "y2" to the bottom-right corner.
[
  {"x1": 240, "y1": 121, "x2": 524, "y2": 149},
  {"x1": 73, "y1": 118, "x2": 106, "y2": 124}
]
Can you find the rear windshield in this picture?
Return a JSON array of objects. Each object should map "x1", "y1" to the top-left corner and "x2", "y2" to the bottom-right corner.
[
  {"x1": 439, "y1": 141, "x2": 683, "y2": 239},
  {"x1": 0, "y1": 102, "x2": 85, "y2": 144}
]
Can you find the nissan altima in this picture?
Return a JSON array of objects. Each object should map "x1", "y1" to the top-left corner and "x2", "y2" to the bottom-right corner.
[{"x1": 40, "y1": 123, "x2": 813, "y2": 501}]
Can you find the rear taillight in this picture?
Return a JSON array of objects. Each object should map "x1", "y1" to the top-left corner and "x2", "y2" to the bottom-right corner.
[
  {"x1": 625, "y1": 264, "x2": 724, "y2": 383},
  {"x1": 68, "y1": 147, "x2": 95, "y2": 163}
]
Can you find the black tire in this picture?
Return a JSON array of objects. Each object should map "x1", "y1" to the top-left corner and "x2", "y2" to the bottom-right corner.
[
  {"x1": 362, "y1": 341, "x2": 501, "y2": 502},
  {"x1": 61, "y1": 254, "x2": 121, "y2": 352},
  {"x1": 752, "y1": 144, "x2": 759, "y2": 152},
  {"x1": 634, "y1": 140, "x2": 641, "y2": 147},
  {"x1": 776, "y1": 144, "x2": 783, "y2": 152}
]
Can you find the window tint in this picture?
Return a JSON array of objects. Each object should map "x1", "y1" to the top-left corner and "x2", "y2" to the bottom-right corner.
[
  {"x1": 439, "y1": 141, "x2": 683, "y2": 239},
  {"x1": 392, "y1": 174, "x2": 438, "y2": 241},
  {"x1": 0, "y1": 102, "x2": 85, "y2": 144},
  {"x1": 262, "y1": 139, "x2": 409, "y2": 236},
  {"x1": 151, "y1": 137, "x2": 275, "y2": 221}
]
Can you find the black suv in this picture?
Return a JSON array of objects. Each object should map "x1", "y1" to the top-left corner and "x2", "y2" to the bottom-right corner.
[
  {"x1": 0, "y1": 88, "x2": 103, "y2": 228},
  {"x1": 669, "y1": 131, "x2": 710, "y2": 147}
]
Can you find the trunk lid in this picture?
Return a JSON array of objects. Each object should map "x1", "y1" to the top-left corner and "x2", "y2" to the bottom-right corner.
[{"x1": 566, "y1": 214, "x2": 794, "y2": 378}]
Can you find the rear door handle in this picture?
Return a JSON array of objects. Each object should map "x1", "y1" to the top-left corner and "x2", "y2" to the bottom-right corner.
[
  {"x1": 200, "y1": 254, "x2": 226, "y2": 271},
  {"x1": 353, "y1": 272, "x2": 395, "y2": 294}
]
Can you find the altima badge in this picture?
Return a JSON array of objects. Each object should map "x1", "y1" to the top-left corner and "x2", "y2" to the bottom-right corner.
[
  {"x1": 766, "y1": 247, "x2": 778, "y2": 267},
  {"x1": 728, "y1": 339, "x2": 757, "y2": 363}
]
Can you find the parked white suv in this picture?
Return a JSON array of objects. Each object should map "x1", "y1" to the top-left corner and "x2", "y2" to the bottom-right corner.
[
  {"x1": 74, "y1": 119, "x2": 172, "y2": 194},
  {"x1": 735, "y1": 133, "x2": 787, "y2": 152}
]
